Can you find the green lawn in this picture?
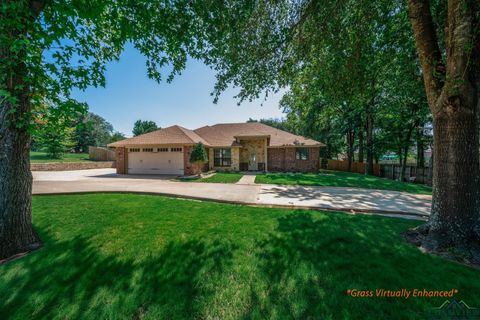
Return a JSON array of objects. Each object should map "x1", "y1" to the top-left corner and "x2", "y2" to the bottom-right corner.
[
  {"x1": 1, "y1": 194, "x2": 478, "y2": 319},
  {"x1": 30, "y1": 151, "x2": 91, "y2": 163},
  {"x1": 255, "y1": 170, "x2": 432, "y2": 195},
  {"x1": 178, "y1": 172, "x2": 243, "y2": 183}
]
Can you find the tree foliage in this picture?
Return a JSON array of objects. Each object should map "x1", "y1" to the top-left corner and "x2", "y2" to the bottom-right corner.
[
  {"x1": 132, "y1": 120, "x2": 158, "y2": 137},
  {"x1": 108, "y1": 131, "x2": 126, "y2": 144},
  {"x1": 33, "y1": 100, "x2": 86, "y2": 158},
  {"x1": 0, "y1": 0, "x2": 234, "y2": 259},
  {"x1": 190, "y1": 143, "x2": 208, "y2": 164},
  {"x1": 74, "y1": 112, "x2": 114, "y2": 151}
]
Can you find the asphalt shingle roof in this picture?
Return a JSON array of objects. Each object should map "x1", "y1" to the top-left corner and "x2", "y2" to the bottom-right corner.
[
  {"x1": 108, "y1": 122, "x2": 323, "y2": 148},
  {"x1": 108, "y1": 125, "x2": 209, "y2": 147},
  {"x1": 194, "y1": 122, "x2": 323, "y2": 147}
]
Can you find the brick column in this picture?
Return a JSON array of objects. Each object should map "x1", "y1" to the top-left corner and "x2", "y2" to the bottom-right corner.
[
  {"x1": 264, "y1": 138, "x2": 268, "y2": 172},
  {"x1": 115, "y1": 147, "x2": 127, "y2": 174}
]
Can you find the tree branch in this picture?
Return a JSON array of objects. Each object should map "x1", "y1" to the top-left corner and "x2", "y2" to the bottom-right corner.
[
  {"x1": 29, "y1": 0, "x2": 46, "y2": 18},
  {"x1": 407, "y1": 0, "x2": 444, "y2": 113}
]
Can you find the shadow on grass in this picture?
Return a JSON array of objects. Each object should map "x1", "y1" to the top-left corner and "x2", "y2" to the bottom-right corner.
[
  {"x1": 258, "y1": 171, "x2": 432, "y2": 194},
  {"x1": 246, "y1": 212, "x2": 479, "y2": 319},
  {"x1": 0, "y1": 232, "x2": 236, "y2": 319}
]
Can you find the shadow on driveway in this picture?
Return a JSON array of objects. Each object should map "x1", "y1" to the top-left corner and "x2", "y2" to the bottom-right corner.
[{"x1": 258, "y1": 185, "x2": 431, "y2": 216}]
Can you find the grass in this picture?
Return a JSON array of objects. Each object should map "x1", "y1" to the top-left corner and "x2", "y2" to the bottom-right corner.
[
  {"x1": 255, "y1": 170, "x2": 432, "y2": 195},
  {"x1": 1, "y1": 194, "x2": 478, "y2": 319},
  {"x1": 178, "y1": 172, "x2": 243, "y2": 183},
  {"x1": 30, "y1": 151, "x2": 91, "y2": 163}
]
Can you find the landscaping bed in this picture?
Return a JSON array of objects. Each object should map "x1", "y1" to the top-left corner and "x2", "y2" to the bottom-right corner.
[{"x1": 177, "y1": 172, "x2": 243, "y2": 183}]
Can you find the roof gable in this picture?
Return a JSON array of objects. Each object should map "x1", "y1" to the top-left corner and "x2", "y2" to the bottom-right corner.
[
  {"x1": 108, "y1": 125, "x2": 209, "y2": 147},
  {"x1": 194, "y1": 122, "x2": 323, "y2": 147}
]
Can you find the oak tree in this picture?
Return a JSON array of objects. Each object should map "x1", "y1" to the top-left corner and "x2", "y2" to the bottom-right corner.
[
  {"x1": 407, "y1": 0, "x2": 479, "y2": 260},
  {"x1": 0, "y1": 0, "x2": 203, "y2": 260}
]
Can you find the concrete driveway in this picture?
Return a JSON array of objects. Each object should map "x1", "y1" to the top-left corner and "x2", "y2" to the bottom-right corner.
[{"x1": 32, "y1": 169, "x2": 432, "y2": 219}]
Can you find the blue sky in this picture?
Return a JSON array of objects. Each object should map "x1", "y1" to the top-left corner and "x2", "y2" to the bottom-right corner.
[{"x1": 72, "y1": 45, "x2": 285, "y2": 137}]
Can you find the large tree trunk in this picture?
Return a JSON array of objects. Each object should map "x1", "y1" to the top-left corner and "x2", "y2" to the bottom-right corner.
[
  {"x1": 0, "y1": 1, "x2": 44, "y2": 260},
  {"x1": 428, "y1": 112, "x2": 480, "y2": 250},
  {"x1": 0, "y1": 102, "x2": 40, "y2": 260},
  {"x1": 365, "y1": 110, "x2": 374, "y2": 175},
  {"x1": 407, "y1": 0, "x2": 480, "y2": 262}
]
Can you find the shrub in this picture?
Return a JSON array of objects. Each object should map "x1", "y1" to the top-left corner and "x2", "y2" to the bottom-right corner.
[{"x1": 190, "y1": 143, "x2": 208, "y2": 174}]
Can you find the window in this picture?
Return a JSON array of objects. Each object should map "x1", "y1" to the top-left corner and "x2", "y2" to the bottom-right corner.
[
  {"x1": 295, "y1": 148, "x2": 309, "y2": 160},
  {"x1": 171, "y1": 147, "x2": 183, "y2": 152},
  {"x1": 129, "y1": 148, "x2": 140, "y2": 152},
  {"x1": 143, "y1": 148, "x2": 154, "y2": 152},
  {"x1": 157, "y1": 148, "x2": 169, "y2": 152},
  {"x1": 214, "y1": 148, "x2": 231, "y2": 167}
]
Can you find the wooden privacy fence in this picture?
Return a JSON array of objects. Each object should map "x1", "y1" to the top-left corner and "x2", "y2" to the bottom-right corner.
[
  {"x1": 326, "y1": 159, "x2": 432, "y2": 186},
  {"x1": 327, "y1": 159, "x2": 381, "y2": 176},
  {"x1": 89, "y1": 146, "x2": 116, "y2": 161},
  {"x1": 380, "y1": 164, "x2": 432, "y2": 185}
]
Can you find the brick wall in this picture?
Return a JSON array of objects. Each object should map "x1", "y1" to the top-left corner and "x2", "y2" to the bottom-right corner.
[
  {"x1": 267, "y1": 147, "x2": 319, "y2": 173},
  {"x1": 115, "y1": 147, "x2": 127, "y2": 174},
  {"x1": 183, "y1": 146, "x2": 194, "y2": 175},
  {"x1": 267, "y1": 148, "x2": 285, "y2": 171},
  {"x1": 183, "y1": 145, "x2": 209, "y2": 175},
  {"x1": 31, "y1": 161, "x2": 115, "y2": 171}
]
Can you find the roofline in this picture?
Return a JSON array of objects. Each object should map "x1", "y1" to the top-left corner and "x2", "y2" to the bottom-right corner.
[
  {"x1": 267, "y1": 144, "x2": 324, "y2": 148},
  {"x1": 234, "y1": 134, "x2": 271, "y2": 139},
  {"x1": 107, "y1": 142, "x2": 200, "y2": 147},
  {"x1": 107, "y1": 123, "x2": 325, "y2": 148}
]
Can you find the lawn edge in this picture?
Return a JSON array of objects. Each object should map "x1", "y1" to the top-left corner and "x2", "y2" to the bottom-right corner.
[{"x1": 33, "y1": 191, "x2": 428, "y2": 220}]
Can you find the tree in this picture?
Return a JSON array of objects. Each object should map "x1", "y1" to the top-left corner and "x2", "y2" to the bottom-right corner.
[
  {"x1": 34, "y1": 115, "x2": 75, "y2": 159},
  {"x1": 74, "y1": 112, "x2": 114, "y2": 152},
  {"x1": 108, "y1": 131, "x2": 126, "y2": 144},
  {"x1": 32, "y1": 99, "x2": 87, "y2": 158},
  {"x1": 132, "y1": 120, "x2": 158, "y2": 137},
  {"x1": 189, "y1": 143, "x2": 208, "y2": 175},
  {"x1": 0, "y1": 0, "x2": 211, "y2": 260},
  {"x1": 406, "y1": 0, "x2": 480, "y2": 261},
  {"x1": 247, "y1": 117, "x2": 295, "y2": 133},
  {"x1": 190, "y1": 0, "x2": 479, "y2": 261}
]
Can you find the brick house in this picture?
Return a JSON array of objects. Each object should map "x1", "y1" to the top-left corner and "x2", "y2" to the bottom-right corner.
[{"x1": 108, "y1": 122, "x2": 324, "y2": 175}]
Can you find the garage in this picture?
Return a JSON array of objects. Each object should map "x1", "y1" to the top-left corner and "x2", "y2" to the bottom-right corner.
[{"x1": 127, "y1": 148, "x2": 184, "y2": 175}]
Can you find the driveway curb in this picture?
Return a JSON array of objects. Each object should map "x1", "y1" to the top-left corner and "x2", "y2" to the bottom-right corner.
[{"x1": 33, "y1": 190, "x2": 428, "y2": 220}]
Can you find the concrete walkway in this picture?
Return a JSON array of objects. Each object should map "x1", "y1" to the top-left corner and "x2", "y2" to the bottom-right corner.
[
  {"x1": 32, "y1": 169, "x2": 431, "y2": 219},
  {"x1": 236, "y1": 175, "x2": 257, "y2": 185}
]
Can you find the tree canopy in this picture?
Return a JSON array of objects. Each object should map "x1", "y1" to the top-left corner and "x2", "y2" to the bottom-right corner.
[{"x1": 132, "y1": 120, "x2": 158, "y2": 136}]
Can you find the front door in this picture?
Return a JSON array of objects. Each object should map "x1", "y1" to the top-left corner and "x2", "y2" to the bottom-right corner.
[{"x1": 248, "y1": 153, "x2": 257, "y2": 171}]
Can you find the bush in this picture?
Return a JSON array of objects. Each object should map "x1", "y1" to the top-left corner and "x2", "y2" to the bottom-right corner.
[{"x1": 190, "y1": 143, "x2": 208, "y2": 174}]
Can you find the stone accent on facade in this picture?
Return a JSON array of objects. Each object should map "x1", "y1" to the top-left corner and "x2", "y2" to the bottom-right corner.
[
  {"x1": 115, "y1": 147, "x2": 127, "y2": 174},
  {"x1": 239, "y1": 138, "x2": 266, "y2": 171},
  {"x1": 208, "y1": 146, "x2": 240, "y2": 172},
  {"x1": 231, "y1": 147, "x2": 240, "y2": 171},
  {"x1": 31, "y1": 161, "x2": 115, "y2": 172},
  {"x1": 267, "y1": 147, "x2": 320, "y2": 172}
]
